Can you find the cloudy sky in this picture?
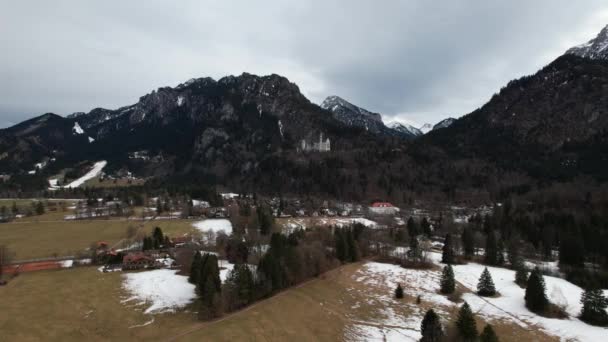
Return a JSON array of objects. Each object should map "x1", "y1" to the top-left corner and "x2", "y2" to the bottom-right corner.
[{"x1": 2, "y1": 1, "x2": 608, "y2": 128}]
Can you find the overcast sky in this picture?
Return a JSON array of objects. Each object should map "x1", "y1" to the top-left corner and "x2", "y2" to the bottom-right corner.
[{"x1": 2, "y1": 1, "x2": 608, "y2": 128}]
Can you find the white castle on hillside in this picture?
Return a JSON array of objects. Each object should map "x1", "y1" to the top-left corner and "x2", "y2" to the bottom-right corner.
[{"x1": 299, "y1": 133, "x2": 331, "y2": 152}]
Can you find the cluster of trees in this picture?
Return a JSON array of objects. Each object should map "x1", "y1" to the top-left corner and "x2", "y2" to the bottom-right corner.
[
  {"x1": 0, "y1": 201, "x2": 44, "y2": 221},
  {"x1": 142, "y1": 227, "x2": 168, "y2": 250},
  {"x1": 334, "y1": 227, "x2": 362, "y2": 263},
  {"x1": 189, "y1": 225, "x2": 365, "y2": 321},
  {"x1": 418, "y1": 304, "x2": 499, "y2": 342}
]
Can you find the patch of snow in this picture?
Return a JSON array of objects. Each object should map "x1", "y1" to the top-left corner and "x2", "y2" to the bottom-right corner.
[
  {"x1": 73, "y1": 122, "x2": 85, "y2": 135},
  {"x1": 176, "y1": 96, "x2": 185, "y2": 107},
  {"x1": 88, "y1": 136, "x2": 95, "y2": 143},
  {"x1": 121, "y1": 269, "x2": 196, "y2": 314},
  {"x1": 220, "y1": 192, "x2": 239, "y2": 199},
  {"x1": 64, "y1": 161, "x2": 107, "y2": 188},
  {"x1": 192, "y1": 219, "x2": 233, "y2": 235}
]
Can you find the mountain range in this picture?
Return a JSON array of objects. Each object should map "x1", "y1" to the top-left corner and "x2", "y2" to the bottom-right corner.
[{"x1": 2, "y1": 24, "x2": 608, "y2": 201}]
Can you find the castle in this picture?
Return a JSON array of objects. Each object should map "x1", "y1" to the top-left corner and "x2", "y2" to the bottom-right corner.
[{"x1": 299, "y1": 133, "x2": 331, "y2": 152}]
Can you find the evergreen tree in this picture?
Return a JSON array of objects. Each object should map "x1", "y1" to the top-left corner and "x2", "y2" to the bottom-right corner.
[
  {"x1": 408, "y1": 235, "x2": 422, "y2": 261},
  {"x1": 456, "y1": 301, "x2": 477, "y2": 341},
  {"x1": 420, "y1": 309, "x2": 443, "y2": 342},
  {"x1": 421, "y1": 217, "x2": 432, "y2": 237},
  {"x1": 485, "y1": 230, "x2": 498, "y2": 265},
  {"x1": 198, "y1": 277, "x2": 222, "y2": 320},
  {"x1": 514, "y1": 259, "x2": 528, "y2": 287},
  {"x1": 152, "y1": 227, "x2": 164, "y2": 249},
  {"x1": 477, "y1": 267, "x2": 496, "y2": 296},
  {"x1": 35, "y1": 201, "x2": 45, "y2": 215},
  {"x1": 198, "y1": 253, "x2": 221, "y2": 295},
  {"x1": 11, "y1": 202, "x2": 18, "y2": 216},
  {"x1": 440, "y1": 264, "x2": 455, "y2": 294},
  {"x1": 462, "y1": 226, "x2": 475, "y2": 259},
  {"x1": 395, "y1": 283, "x2": 404, "y2": 299},
  {"x1": 441, "y1": 233, "x2": 455, "y2": 264},
  {"x1": 334, "y1": 228, "x2": 350, "y2": 263},
  {"x1": 346, "y1": 229, "x2": 360, "y2": 262},
  {"x1": 480, "y1": 324, "x2": 499, "y2": 342},
  {"x1": 407, "y1": 217, "x2": 419, "y2": 238},
  {"x1": 580, "y1": 288, "x2": 608, "y2": 326},
  {"x1": 525, "y1": 267, "x2": 548, "y2": 313},
  {"x1": 496, "y1": 239, "x2": 505, "y2": 265},
  {"x1": 225, "y1": 264, "x2": 255, "y2": 309},
  {"x1": 188, "y1": 251, "x2": 202, "y2": 284}
]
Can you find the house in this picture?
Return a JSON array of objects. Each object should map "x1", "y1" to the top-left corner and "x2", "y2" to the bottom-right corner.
[
  {"x1": 122, "y1": 252, "x2": 155, "y2": 270},
  {"x1": 368, "y1": 202, "x2": 400, "y2": 215}
]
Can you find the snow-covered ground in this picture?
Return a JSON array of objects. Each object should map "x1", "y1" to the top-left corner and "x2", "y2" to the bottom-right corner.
[
  {"x1": 351, "y1": 254, "x2": 608, "y2": 342},
  {"x1": 64, "y1": 161, "x2": 107, "y2": 188},
  {"x1": 192, "y1": 219, "x2": 232, "y2": 235},
  {"x1": 121, "y1": 269, "x2": 196, "y2": 314},
  {"x1": 49, "y1": 161, "x2": 107, "y2": 190}
]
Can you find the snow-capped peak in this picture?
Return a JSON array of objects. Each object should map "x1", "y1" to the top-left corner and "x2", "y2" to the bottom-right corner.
[
  {"x1": 419, "y1": 123, "x2": 433, "y2": 134},
  {"x1": 387, "y1": 122, "x2": 422, "y2": 136},
  {"x1": 73, "y1": 122, "x2": 84, "y2": 135},
  {"x1": 566, "y1": 24, "x2": 608, "y2": 60}
]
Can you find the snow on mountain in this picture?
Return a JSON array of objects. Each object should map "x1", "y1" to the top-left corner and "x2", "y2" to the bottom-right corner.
[
  {"x1": 387, "y1": 122, "x2": 422, "y2": 136},
  {"x1": 72, "y1": 122, "x2": 84, "y2": 135},
  {"x1": 566, "y1": 24, "x2": 608, "y2": 60},
  {"x1": 432, "y1": 117, "x2": 456, "y2": 130},
  {"x1": 63, "y1": 160, "x2": 107, "y2": 188},
  {"x1": 419, "y1": 123, "x2": 433, "y2": 134},
  {"x1": 321, "y1": 95, "x2": 402, "y2": 136}
]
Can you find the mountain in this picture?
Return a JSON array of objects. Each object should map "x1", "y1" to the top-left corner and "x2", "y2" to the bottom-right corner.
[
  {"x1": 320, "y1": 95, "x2": 416, "y2": 138},
  {"x1": 432, "y1": 118, "x2": 456, "y2": 131},
  {"x1": 0, "y1": 73, "x2": 393, "y2": 193},
  {"x1": 566, "y1": 24, "x2": 608, "y2": 60},
  {"x1": 387, "y1": 122, "x2": 422, "y2": 136},
  {"x1": 420, "y1": 49, "x2": 608, "y2": 182},
  {"x1": 419, "y1": 123, "x2": 433, "y2": 134}
]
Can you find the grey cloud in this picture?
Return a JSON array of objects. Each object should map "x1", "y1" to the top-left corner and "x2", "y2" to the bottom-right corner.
[{"x1": 1, "y1": 0, "x2": 607, "y2": 128}]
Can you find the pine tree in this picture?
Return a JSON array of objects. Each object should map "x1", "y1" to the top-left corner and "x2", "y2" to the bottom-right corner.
[
  {"x1": 525, "y1": 267, "x2": 548, "y2": 313},
  {"x1": 11, "y1": 202, "x2": 18, "y2": 216},
  {"x1": 35, "y1": 201, "x2": 45, "y2": 215},
  {"x1": 456, "y1": 301, "x2": 477, "y2": 341},
  {"x1": 198, "y1": 277, "x2": 222, "y2": 320},
  {"x1": 580, "y1": 288, "x2": 608, "y2": 326},
  {"x1": 514, "y1": 259, "x2": 528, "y2": 287},
  {"x1": 152, "y1": 227, "x2": 164, "y2": 249},
  {"x1": 485, "y1": 230, "x2": 498, "y2": 265},
  {"x1": 440, "y1": 264, "x2": 455, "y2": 294},
  {"x1": 441, "y1": 233, "x2": 455, "y2": 264},
  {"x1": 421, "y1": 217, "x2": 432, "y2": 237},
  {"x1": 462, "y1": 226, "x2": 475, "y2": 259},
  {"x1": 477, "y1": 267, "x2": 496, "y2": 297},
  {"x1": 188, "y1": 251, "x2": 202, "y2": 284},
  {"x1": 496, "y1": 239, "x2": 505, "y2": 265},
  {"x1": 346, "y1": 229, "x2": 360, "y2": 262},
  {"x1": 407, "y1": 217, "x2": 419, "y2": 238},
  {"x1": 395, "y1": 284, "x2": 404, "y2": 299},
  {"x1": 408, "y1": 235, "x2": 421, "y2": 261},
  {"x1": 420, "y1": 309, "x2": 443, "y2": 342},
  {"x1": 480, "y1": 324, "x2": 499, "y2": 342}
]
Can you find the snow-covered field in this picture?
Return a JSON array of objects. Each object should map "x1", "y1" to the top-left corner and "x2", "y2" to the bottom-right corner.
[
  {"x1": 192, "y1": 219, "x2": 233, "y2": 235},
  {"x1": 121, "y1": 269, "x2": 196, "y2": 314},
  {"x1": 350, "y1": 253, "x2": 608, "y2": 342}
]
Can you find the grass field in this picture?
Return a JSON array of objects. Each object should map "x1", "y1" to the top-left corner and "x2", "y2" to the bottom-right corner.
[
  {"x1": 0, "y1": 262, "x2": 557, "y2": 342},
  {"x1": 0, "y1": 218, "x2": 198, "y2": 260}
]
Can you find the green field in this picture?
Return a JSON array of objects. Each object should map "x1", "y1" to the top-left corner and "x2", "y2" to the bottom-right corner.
[{"x1": 0, "y1": 218, "x2": 198, "y2": 260}]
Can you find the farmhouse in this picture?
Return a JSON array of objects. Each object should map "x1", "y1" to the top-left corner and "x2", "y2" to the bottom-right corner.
[
  {"x1": 122, "y1": 252, "x2": 155, "y2": 270},
  {"x1": 368, "y1": 202, "x2": 400, "y2": 215}
]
